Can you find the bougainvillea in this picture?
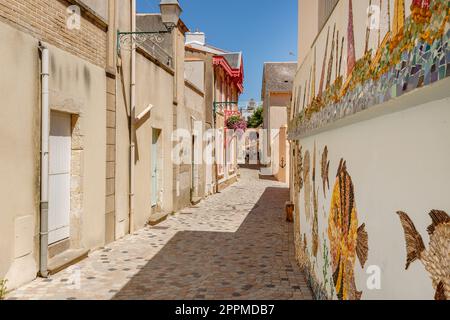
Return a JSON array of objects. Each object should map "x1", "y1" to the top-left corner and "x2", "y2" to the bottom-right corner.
[{"x1": 226, "y1": 115, "x2": 247, "y2": 132}]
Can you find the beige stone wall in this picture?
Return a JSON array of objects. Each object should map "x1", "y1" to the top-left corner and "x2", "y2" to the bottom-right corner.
[
  {"x1": 133, "y1": 51, "x2": 175, "y2": 227},
  {"x1": 298, "y1": 0, "x2": 319, "y2": 65},
  {"x1": 48, "y1": 43, "x2": 107, "y2": 250},
  {"x1": 275, "y1": 126, "x2": 289, "y2": 183},
  {"x1": 185, "y1": 48, "x2": 216, "y2": 195},
  {"x1": 269, "y1": 92, "x2": 291, "y2": 108},
  {"x1": 185, "y1": 60, "x2": 205, "y2": 92},
  {"x1": 264, "y1": 92, "x2": 290, "y2": 179},
  {"x1": 105, "y1": 74, "x2": 116, "y2": 244},
  {"x1": 213, "y1": 64, "x2": 240, "y2": 189},
  {"x1": 215, "y1": 113, "x2": 225, "y2": 180},
  {"x1": 114, "y1": 0, "x2": 132, "y2": 239},
  {"x1": 172, "y1": 27, "x2": 189, "y2": 211},
  {"x1": 0, "y1": 19, "x2": 106, "y2": 289},
  {"x1": 104, "y1": 0, "x2": 118, "y2": 244},
  {"x1": 0, "y1": 21, "x2": 40, "y2": 289},
  {"x1": 184, "y1": 83, "x2": 207, "y2": 199},
  {"x1": 80, "y1": 0, "x2": 108, "y2": 21},
  {"x1": 269, "y1": 106, "x2": 287, "y2": 176},
  {"x1": 0, "y1": 0, "x2": 107, "y2": 68}
]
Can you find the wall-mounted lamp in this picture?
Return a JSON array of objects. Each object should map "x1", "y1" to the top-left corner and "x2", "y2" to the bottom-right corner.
[
  {"x1": 160, "y1": 0, "x2": 182, "y2": 32},
  {"x1": 117, "y1": 0, "x2": 182, "y2": 54}
]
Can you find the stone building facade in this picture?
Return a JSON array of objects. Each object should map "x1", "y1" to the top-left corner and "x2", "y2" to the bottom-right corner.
[
  {"x1": 0, "y1": 0, "x2": 113, "y2": 289},
  {"x1": 261, "y1": 62, "x2": 297, "y2": 183},
  {"x1": 0, "y1": 0, "x2": 246, "y2": 292},
  {"x1": 185, "y1": 32, "x2": 245, "y2": 192}
]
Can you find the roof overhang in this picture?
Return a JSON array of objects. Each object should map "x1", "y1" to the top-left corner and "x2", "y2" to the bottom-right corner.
[{"x1": 213, "y1": 55, "x2": 244, "y2": 93}]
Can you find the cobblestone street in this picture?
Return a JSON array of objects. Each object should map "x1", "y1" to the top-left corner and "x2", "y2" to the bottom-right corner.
[{"x1": 8, "y1": 168, "x2": 313, "y2": 300}]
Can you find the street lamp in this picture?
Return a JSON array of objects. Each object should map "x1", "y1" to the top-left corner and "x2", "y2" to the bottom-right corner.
[
  {"x1": 117, "y1": 0, "x2": 182, "y2": 54},
  {"x1": 160, "y1": 0, "x2": 183, "y2": 32}
]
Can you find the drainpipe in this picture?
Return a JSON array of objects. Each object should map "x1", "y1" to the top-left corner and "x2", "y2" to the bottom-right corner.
[
  {"x1": 129, "y1": 0, "x2": 136, "y2": 234},
  {"x1": 39, "y1": 42, "x2": 49, "y2": 278}
]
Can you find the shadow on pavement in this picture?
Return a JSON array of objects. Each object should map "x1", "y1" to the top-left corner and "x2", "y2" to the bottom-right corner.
[
  {"x1": 113, "y1": 187, "x2": 312, "y2": 300},
  {"x1": 238, "y1": 164, "x2": 261, "y2": 170}
]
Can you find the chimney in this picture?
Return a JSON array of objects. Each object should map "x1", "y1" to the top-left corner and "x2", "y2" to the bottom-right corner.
[{"x1": 185, "y1": 31, "x2": 206, "y2": 46}]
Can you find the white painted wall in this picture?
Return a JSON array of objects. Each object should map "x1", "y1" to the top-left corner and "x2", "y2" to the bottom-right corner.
[{"x1": 295, "y1": 96, "x2": 450, "y2": 299}]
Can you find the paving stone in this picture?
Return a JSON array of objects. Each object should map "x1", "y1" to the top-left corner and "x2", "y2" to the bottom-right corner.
[{"x1": 7, "y1": 168, "x2": 313, "y2": 300}]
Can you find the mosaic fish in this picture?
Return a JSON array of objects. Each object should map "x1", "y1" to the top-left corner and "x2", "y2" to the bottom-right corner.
[
  {"x1": 328, "y1": 159, "x2": 368, "y2": 300},
  {"x1": 303, "y1": 150, "x2": 312, "y2": 221},
  {"x1": 321, "y1": 146, "x2": 330, "y2": 198},
  {"x1": 294, "y1": 143, "x2": 303, "y2": 193},
  {"x1": 312, "y1": 144, "x2": 319, "y2": 257},
  {"x1": 296, "y1": 234, "x2": 309, "y2": 269},
  {"x1": 292, "y1": 149, "x2": 302, "y2": 255},
  {"x1": 396, "y1": 210, "x2": 449, "y2": 300}
]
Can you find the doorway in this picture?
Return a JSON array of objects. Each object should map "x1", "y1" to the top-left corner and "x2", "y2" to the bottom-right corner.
[
  {"x1": 48, "y1": 111, "x2": 71, "y2": 245},
  {"x1": 151, "y1": 129, "x2": 161, "y2": 208},
  {"x1": 191, "y1": 134, "x2": 199, "y2": 199}
]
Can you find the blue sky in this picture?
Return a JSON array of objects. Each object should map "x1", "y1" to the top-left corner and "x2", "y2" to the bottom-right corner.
[{"x1": 137, "y1": 0, "x2": 298, "y2": 104}]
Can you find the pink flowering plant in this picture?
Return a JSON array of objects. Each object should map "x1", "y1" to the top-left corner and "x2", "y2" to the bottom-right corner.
[{"x1": 226, "y1": 115, "x2": 247, "y2": 133}]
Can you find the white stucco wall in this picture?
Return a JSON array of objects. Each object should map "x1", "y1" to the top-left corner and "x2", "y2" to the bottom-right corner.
[{"x1": 295, "y1": 95, "x2": 450, "y2": 300}]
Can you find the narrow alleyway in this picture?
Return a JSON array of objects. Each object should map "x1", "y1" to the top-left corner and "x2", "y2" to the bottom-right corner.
[{"x1": 8, "y1": 168, "x2": 313, "y2": 300}]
